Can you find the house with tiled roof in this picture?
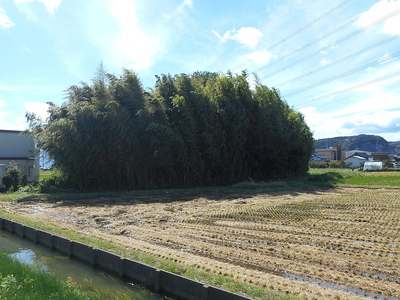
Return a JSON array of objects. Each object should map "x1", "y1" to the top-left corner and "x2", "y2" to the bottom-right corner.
[{"x1": 344, "y1": 152, "x2": 373, "y2": 168}]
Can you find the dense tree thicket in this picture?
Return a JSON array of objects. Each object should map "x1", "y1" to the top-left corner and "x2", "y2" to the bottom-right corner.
[{"x1": 27, "y1": 67, "x2": 314, "y2": 190}]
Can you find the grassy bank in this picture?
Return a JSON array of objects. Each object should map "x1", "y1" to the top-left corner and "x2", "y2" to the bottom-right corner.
[
  {"x1": 2, "y1": 168, "x2": 369, "y2": 204},
  {"x1": 0, "y1": 210, "x2": 297, "y2": 300},
  {"x1": 0, "y1": 253, "x2": 98, "y2": 300},
  {"x1": 39, "y1": 169, "x2": 54, "y2": 180},
  {"x1": 308, "y1": 168, "x2": 400, "y2": 187}
]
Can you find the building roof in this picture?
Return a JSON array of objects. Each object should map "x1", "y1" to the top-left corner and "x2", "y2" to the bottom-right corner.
[
  {"x1": 352, "y1": 152, "x2": 372, "y2": 159},
  {"x1": 344, "y1": 154, "x2": 368, "y2": 161},
  {"x1": 311, "y1": 154, "x2": 325, "y2": 161},
  {"x1": 0, "y1": 129, "x2": 23, "y2": 134},
  {"x1": 371, "y1": 153, "x2": 390, "y2": 161},
  {"x1": 315, "y1": 148, "x2": 337, "y2": 152},
  {"x1": 347, "y1": 149, "x2": 372, "y2": 154},
  {"x1": 0, "y1": 157, "x2": 36, "y2": 160}
]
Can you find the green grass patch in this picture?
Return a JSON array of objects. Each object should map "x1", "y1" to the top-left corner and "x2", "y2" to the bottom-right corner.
[
  {"x1": 40, "y1": 170, "x2": 54, "y2": 180},
  {"x1": 0, "y1": 191, "x2": 38, "y2": 202},
  {"x1": 308, "y1": 168, "x2": 400, "y2": 187},
  {"x1": 338, "y1": 172, "x2": 400, "y2": 187},
  {"x1": 0, "y1": 253, "x2": 98, "y2": 300}
]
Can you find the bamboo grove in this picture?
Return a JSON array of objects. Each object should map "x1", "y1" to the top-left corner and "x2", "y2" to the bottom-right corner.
[{"x1": 27, "y1": 67, "x2": 314, "y2": 190}]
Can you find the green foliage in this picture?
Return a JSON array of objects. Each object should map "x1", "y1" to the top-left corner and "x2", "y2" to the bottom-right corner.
[
  {"x1": 328, "y1": 160, "x2": 351, "y2": 168},
  {"x1": 27, "y1": 67, "x2": 314, "y2": 190},
  {"x1": 308, "y1": 171, "x2": 345, "y2": 183},
  {"x1": 40, "y1": 170, "x2": 54, "y2": 180},
  {"x1": 308, "y1": 168, "x2": 400, "y2": 187},
  {"x1": 38, "y1": 174, "x2": 70, "y2": 193},
  {"x1": 1, "y1": 162, "x2": 27, "y2": 191},
  {"x1": 0, "y1": 253, "x2": 98, "y2": 300},
  {"x1": 309, "y1": 160, "x2": 351, "y2": 169},
  {"x1": 309, "y1": 160, "x2": 328, "y2": 168}
]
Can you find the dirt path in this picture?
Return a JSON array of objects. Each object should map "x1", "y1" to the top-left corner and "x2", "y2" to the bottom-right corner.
[{"x1": 1, "y1": 186, "x2": 399, "y2": 299}]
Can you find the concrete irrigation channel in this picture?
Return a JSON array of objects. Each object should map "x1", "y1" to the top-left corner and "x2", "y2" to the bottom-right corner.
[
  {"x1": 0, "y1": 230, "x2": 162, "y2": 299},
  {"x1": 0, "y1": 217, "x2": 251, "y2": 300}
]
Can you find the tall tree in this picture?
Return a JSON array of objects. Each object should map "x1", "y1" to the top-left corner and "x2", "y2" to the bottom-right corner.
[{"x1": 27, "y1": 67, "x2": 314, "y2": 190}]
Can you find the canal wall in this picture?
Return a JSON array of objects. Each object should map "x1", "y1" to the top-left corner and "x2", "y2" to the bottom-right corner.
[{"x1": 0, "y1": 217, "x2": 252, "y2": 300}]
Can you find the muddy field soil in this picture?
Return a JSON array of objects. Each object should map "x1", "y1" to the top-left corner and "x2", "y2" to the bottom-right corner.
[{"x1": 1, "y1": 186, "x2": 399, "y2": 299}]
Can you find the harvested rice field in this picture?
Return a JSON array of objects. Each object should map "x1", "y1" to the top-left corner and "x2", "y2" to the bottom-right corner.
[{"x1": 1, "y1": 185, "x2": 399, "y2": 299}]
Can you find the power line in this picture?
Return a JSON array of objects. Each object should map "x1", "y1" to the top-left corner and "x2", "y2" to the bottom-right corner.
[
  {"x1": 293, "y1": 70, "x2": 400, "y2": 107},
  {"x1": 259, "y1": 7, "x2": 400, "y2": 81},
  {"x1": 252, "y1": 5, "x2": 359, "y2": 75},
  {"x1": 276, "y1": 35, "x2": 399, "y2": 87},
  {"x1": 265, "y1": 0, "x2": 353, "y2": 52},
  {"x1": 255, "y1": 16, "x2": 358, "y2": 73},
  {"x1": 283, "y1": 50, "x2": 400, "y2": 97},
  {"x1": 233, "y1": 0, "x2": 352, "y2": 71}
]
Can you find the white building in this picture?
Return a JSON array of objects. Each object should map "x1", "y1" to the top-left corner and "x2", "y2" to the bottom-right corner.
[
  {"x1": 0, "y1": 130, "x2": 39, "y2": 185},
  {"x1": 344, "y1": 153, "x2": 372, "y2": 168},
  {"x1": 363, "y1": 161, "x2": 383, "y2": 171}
]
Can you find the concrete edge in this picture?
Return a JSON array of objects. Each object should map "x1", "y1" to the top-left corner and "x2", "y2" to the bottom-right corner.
[{"x1": 0, "y1": 217, "x2": 253, "y2": 300}]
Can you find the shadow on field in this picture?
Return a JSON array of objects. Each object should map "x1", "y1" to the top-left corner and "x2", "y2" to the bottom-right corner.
[
  {"x1": 14, "y1": 173, "x2": 339, "y2": 207},
  {"x1": 307, "y1": 171, "x2": 345, "y2": 184}
]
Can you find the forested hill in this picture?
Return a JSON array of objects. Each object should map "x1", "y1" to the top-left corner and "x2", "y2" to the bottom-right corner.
[{"x1": 314, "y1": 134, "x2": 399, "y2": 154}]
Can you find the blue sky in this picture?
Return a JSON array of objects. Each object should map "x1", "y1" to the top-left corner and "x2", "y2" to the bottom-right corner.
[{"x1": 1, "y1": 0, "x2": 400, "y2": 141}]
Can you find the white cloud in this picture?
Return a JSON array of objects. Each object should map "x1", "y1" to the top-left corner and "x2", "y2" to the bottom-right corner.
[
  {"x1": 300, "y1": 106, "x2": 335, "y2": 138},
  {"x1": 0, "y1": 112, "x2": 17, "y2": 130},
  {"x1": 14, "y1": 0, "x2": 61, "y2": 22},
  {"x1": 108, "y1": 0, "x2": 160, "y2": 70},
  {"x1": 339, "y1": 92, "x2": 400, "y2": 115},
  {"x1": 162, "y1": 0, "x2": 194, "y2": 31},
  {"x1": 0, "y1": 107, "x2": 27, "y2": 131},
  {"x1": 0, "y1": 7, "x2": 15, "y2": 28},
  {"x1": 174, "y1": 0, "x2": 193, "y2": 17},
  {"x1": 15, "y1": 0, "x2": 61, "y2": 14},
  {"x1": 240, "y1": 49, "x2": 275, "y2": 65},
  {"x1": 300, "y1": 91, "x2": 400, "y2": 141},
  {"x1": 38, "y1": 0, "x2": 61, "y2": 14},
  {"x1": 303, "y1": 61, "x2": 400, "y2": 105},
  {"x1": 356, "y1": 0, "x2": 400, "y2": 35},
  {"x1": 214, "y1": 27, "x2": 263, "y2": 48},
  {"x1": 0, "y1": 85, "x2": 16, "y2": 91},
  {"x1": 25, "y1": 102, "x2": 50, "y2": 121},
  {"x1": 320, "y1": 59, "x2": 329, "y2": 66},
  {"x1": 378, "y1": 53, "x2": 392, "y2": 64},
  {"x1": 212, "y1": 29, "x2": 227, "y2": 42},
  {"x1": 232, "y1": 27, "x2": 263, "y2": 48}
]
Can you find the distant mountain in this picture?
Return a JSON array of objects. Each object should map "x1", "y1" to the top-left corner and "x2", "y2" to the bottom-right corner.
[{"x1": 314, "y1": 134, "x2": 399, "y2": 154}]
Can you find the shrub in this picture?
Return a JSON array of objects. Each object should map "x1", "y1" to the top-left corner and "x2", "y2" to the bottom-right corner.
[
  {"x1": 309, "y1": 161, "x2": 328, "y2": 168},
  {"x1": 328, "y1": 160, "x2": 351, "y2": 168},
  {"x1": 1, "y1": 161, "x2": 27, "y2": 191},
  {"x1": 38, "y1": 173, "x2": 71, "y2": 193}
]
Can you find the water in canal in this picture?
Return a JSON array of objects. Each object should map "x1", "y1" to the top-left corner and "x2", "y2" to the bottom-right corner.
[{"x1": 0, "y1": 230, "x2": 166, "y2": 299}]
